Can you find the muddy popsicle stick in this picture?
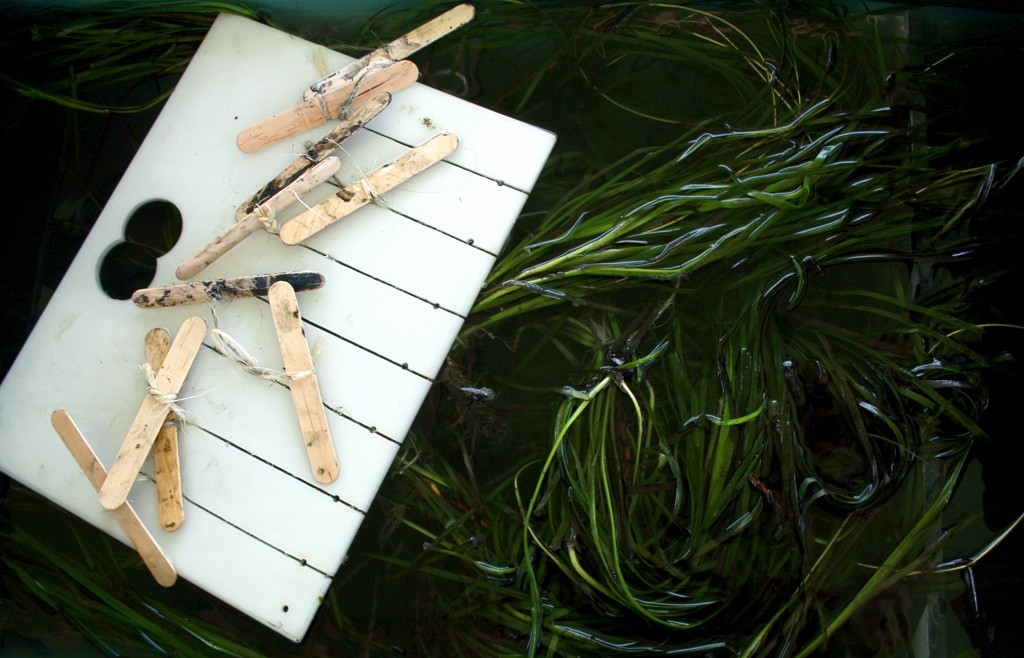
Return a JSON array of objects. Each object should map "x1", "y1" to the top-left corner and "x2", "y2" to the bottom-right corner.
[
  {"x1": 175, "y1": 157, "x2": 341, "y2": 280},
  {"x1": 51, "y1": 409, "x2": 177, "y2": 586},
  {"x1": 98, "y1": 316, "x2": 206, "y2": 511},
  {"x1": 268, "y1": 281, "x2": 339, "y2": 484},
  {"x1": 304, "y1": 4, "x2": 474, "y2": 100},
  {"x1": 235, "y1": 93, "x2": 392, "y2": 222},
  {"x1": 133, "y1": 271, "x2": 326, "y2": 308},
  {"x1": 145, "y1": 329, "x2": 184, "y2": 532},
  {"x1": 279, "y1": 131, "x2": 459, "y2": 245},
  {"x1": 236, "y1": 59, "x2": 418, "y2": 154}
]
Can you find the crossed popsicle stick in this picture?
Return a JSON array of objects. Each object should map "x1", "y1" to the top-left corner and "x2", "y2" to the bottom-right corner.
[
  {"x1": 46, "y1": 3, "x2": 475, "y2": 586},
  {"x1": 50, "y1": 284, "x2": 334, "y2": 584},
  {"x1": 177, "y1": 5, "x2": 472, "y2": 281},
  {"x1": 51, "y1": 409, "x2": 178, "y2": 586}
]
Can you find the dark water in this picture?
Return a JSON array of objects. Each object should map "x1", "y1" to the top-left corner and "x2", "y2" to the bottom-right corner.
[{"x1": 3, "y1": 2, "x2": 1024, "y2": 656}]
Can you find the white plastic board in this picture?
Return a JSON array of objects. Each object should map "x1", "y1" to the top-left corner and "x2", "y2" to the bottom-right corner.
[{"x1": 0, "y1": 13, "x2": 555, "y2": 641}]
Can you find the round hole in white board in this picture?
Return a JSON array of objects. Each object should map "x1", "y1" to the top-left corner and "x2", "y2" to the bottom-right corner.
[
  {"x1": 98, "y1": 242, "x2": 157, "y2": 300},
  {"x1": 98, "y1": 200, "x2": 182, "y2": 300}
]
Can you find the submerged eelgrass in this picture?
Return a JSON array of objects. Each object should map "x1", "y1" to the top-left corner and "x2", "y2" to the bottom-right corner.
[
  {"x1": 2, "y1": 1, "x2": 1022, "y2": 656},
  {"x1": 376, "y1": 2, "x2": 1022, "y2": 656},
  {"x1": 392, "y1": 114, "x2": 1017, "y2": 652},
  {"x1": 1, "y1": 2, "x2": 272, "y2": 115}
]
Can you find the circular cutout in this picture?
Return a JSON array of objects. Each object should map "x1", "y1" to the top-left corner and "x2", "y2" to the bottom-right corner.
[
  {"x1": 98, "y1": 200, "x2": 183, "y2": 300},
  {"x1": 98, "y1": 242, "x2": 158, "y2": 300},
  {"x1": 124, "y1": 200, "x2": 182, "y2": 251}
]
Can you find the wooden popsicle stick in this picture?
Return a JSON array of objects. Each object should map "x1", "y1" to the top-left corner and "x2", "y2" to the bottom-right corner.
[
  {"x1": 175, "y1": 156, "x2": 341, "y2": 280},
  {"x1": 279, "y1": 131, "x2": 459, "y2": 245},
  {"x1": 304, "y1": 4, "x2": 475, "y2": 100},
  {"x1": 133, "y1": 271, "x2": 326, "y2": 308},
  {"x1": 51, "y1": 409, "x2": 177, "y2": 586},
  {"x1": 236, "y1": 59, "x2": 418, "y2": 154},
  {"x1": 268, "y1": 281, "x2": 339, "y2": 484},
  {"x1": 98, "y1": 317, "x2": 207, "y2": 511},
  {"x1": 145, "y1": 329, "x2": 184, "y2": 532},
  {"x1": 235, "y1": 93, "x2": 391, "y2": 221}
]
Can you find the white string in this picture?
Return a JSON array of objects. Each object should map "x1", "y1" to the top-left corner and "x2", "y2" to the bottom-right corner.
[
  {"x1": 207, "y1": 304, "x2": 314, "y2": 384},
  {"x1": 314, "y1": 91, "x2": 331, "y2": 122},
  {"x1": 335, "y1": 67, "x2": 370, "y2": 118},
  {"x1": 360, "y1": 177, "x2": 381, "y2": 202},
  {"x1": 287, "y1": 186, "x2": 320, "y2": 214},
  {"x1": 140, "y1": 363, "x2": 195, "y2": 427},
  {"x1": 332, "y1": 143, "x2": 387, "y2": 209},
  {"x1": 251, "y1": 202, "x2": 278, "y2": 234},
  {"x1": 251, "y1": 185, "x2": 360, "y2": 237}
]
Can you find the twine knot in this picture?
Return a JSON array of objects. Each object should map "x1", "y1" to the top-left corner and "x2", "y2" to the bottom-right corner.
[{"x1": 141, "y1": 363, "x2": 194, "y2": 426}]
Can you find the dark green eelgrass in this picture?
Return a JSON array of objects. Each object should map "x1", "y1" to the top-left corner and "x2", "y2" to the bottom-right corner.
[
  {"x1": 1, "y1": 497, "x2": 266, "y2": 657},
  {"x1": 373, "y1": 2, "x2": 1022, "y2": 656},
  {"x1": 1, "y1": 2, "x2": 273, "y2": 115},
  {"x1": 3, "y1": 1, "x2": 1022, "y2": 656}
]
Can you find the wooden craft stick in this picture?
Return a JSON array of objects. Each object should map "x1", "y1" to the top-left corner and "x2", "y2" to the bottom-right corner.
[
  {"x1": 51, "y1": 409, "x2": 177, "y2": 586},
  {"x1": 235, "y1": 93, "x2": 391, "y2": 222},
  {"x1": 99, "y1": 316, "x2": 207, "y2": 511},
  {"x1": 236, "y1": 59, "x2": 418, "y2": 154},
  {"x1": 175, "y1": 156, "x2": 341, "y2": 280},
  {"x1": 134, "y1": 271, "x2": 326, "y2": 308},
  {"x1": 268, "y1": 281, "x2": 339, "y2": 484},
  {"x1": 304, "y1": 4, "x2": 475, "y2": 100},
  {"x1": 145, "y1": 329, "x2": 184, "y2": 532},
  {"x1": 279, "y1": 131, "x2": 459, "y2": 245}
]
